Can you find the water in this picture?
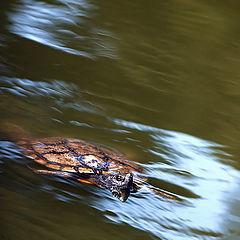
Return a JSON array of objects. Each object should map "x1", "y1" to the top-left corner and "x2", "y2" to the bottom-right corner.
[{"x1": 1, "y1": 0, "x2": 240, "y2": 239}]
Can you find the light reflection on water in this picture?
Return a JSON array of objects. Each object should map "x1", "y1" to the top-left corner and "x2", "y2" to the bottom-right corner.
[
  {"x1": 1, "y1": 117, "x2": 239, "y2": 239},
  {"x1": 8, "y1": 0, "x2": 117, "y2": 58},
  {"x1": 1, "y1": 76, "x2": 240, "y2": 239},
  {"x1": 100, "y1": 119, "x2": 239, "y2": 239},
  {"x1": 1, "y1": 0, "x2": 240, "y2": 239},
  {"x1": 0, "y1": 77, "x2": 103, "y2": 123}
]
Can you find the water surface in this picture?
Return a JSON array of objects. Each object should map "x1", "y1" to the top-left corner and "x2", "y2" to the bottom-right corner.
[{"x1": 1, "y1": 0, "x2": 240, "y2": 239}]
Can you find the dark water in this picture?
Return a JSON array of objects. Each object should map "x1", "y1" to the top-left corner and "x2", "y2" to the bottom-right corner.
[{"x1": 1, "y1": 0, "x2": 240, "y2": 239}]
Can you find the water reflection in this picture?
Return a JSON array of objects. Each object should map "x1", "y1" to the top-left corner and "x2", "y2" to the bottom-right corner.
[
  {"x1": 1, "y1": 74, "x2": 240, "y2": 238},
  {"x1": 107, "y1": 119, "x2": 239, "y2": 239},
  {"x1": 1, "y1": 0, "x2": 240, "y2": 238},
  {"x1": 1, "y1": 73, "x2": 239, "y2": 238},
  {"x1": 0, "y1": 76, "x2": 103, "y2": 124},
  {"x1": 8, "y1": 0, "x2": 117, "y2": 58}
]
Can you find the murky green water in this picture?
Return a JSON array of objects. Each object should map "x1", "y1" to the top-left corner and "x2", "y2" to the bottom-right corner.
[{"x1": 1, "y1": 0, "x2": 240, "y2": 239}]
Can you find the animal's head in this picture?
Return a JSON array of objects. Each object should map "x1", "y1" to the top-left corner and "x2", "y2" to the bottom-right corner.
[{"x1": 99, "y1": 173, "x2": 134, "y2": 202}]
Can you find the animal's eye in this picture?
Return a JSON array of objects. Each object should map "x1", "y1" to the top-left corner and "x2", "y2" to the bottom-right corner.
[{"x1": 116, "y1": 175, "x2": 122, "y2": 181}]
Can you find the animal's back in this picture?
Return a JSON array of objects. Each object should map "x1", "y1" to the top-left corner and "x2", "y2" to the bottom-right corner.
[
  {"x1": 0, "y1": 123, "x2": 143, "y2": 175},
  {"x1": 24, "y1": 137, "x2": 143, "y2": 174}
]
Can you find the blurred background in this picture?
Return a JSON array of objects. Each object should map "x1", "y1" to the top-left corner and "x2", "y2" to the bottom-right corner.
[{"x1": 1, "y1": 0, "x2": 240, "y2": 239}]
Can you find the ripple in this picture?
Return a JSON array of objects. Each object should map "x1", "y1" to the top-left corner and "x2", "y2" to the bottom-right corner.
[
  {"x1": 1, "y1": 77, "x2": 78, "y2": 97},
  {"x1": 0, "y1": 77, "x2": 102, "y2": 117},
  {"x1": 0, "y1": 76, "x2": 106, "y2": 132},
  {"x1": 7, "y1": 0, "x2": 117, "y2": 59},
  {"x1": 1, "y1": 118, "x2": 240, "y2": 239},
  {"x1": 109, "y1": 118, "x2": 240, "y2": 239}
]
